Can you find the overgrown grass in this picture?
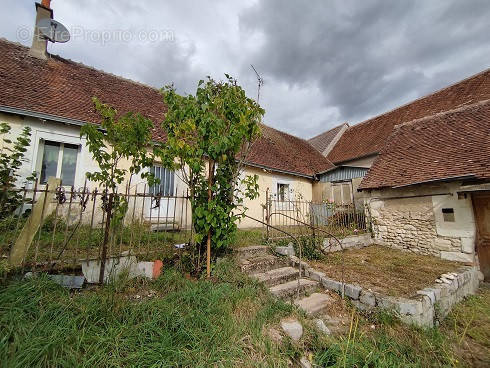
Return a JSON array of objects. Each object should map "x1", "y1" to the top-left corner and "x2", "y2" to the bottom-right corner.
[
  {"x1": 1, "y1": 258, "x2": 489, "y2": 367},
  {"x1": 315, "y1": 311, "x2": 456, "y2": 367},
  {"x1": 232, "y1": 228, "x2": 266, "y2": 248},
  {"x1": 314, "y1": 287, "x2": 490, "y2": 368},
  {"x1": 0, "y1": 260, "x2": 318, "y2": 368}
]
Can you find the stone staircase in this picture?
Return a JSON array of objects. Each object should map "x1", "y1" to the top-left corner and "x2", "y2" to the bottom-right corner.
[{"x1": 236, "y1": 245, "x2": 334, "y2": 316}]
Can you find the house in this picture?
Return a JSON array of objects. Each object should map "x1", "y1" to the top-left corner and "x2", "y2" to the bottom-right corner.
[
  {"x1": 0, "y1": 1, "x2": 333, "y2": 229},
  {"x1": 310, "y1": 69, "x2": 490, "y2": 208},
  {"x1": 358, "y1": 100, "x2": 490, "y2": 278}
]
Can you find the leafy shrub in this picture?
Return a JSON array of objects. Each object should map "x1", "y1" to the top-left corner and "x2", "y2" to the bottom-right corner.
[{"x1": 0, "y1": 123, "x2": 35, "y2": 219}]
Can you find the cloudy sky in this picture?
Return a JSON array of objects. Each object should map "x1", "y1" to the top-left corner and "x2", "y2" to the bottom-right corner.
[{"x1": 1, "y1": 0, "x2": 489, "y2": 138}]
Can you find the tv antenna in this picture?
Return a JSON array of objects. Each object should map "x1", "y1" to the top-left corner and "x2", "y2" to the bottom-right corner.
[
  {"x1": 37, "y1": 18, "x2": 70, "y2": 43},
  {"x1": 251, "y1": 64, "x2": 264, "y2": 103}
]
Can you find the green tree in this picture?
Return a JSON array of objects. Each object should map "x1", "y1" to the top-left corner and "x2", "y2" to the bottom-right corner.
[
  {"x1": 160, "y1": 75, "x2": 263, "y2": 275},
  {"x1": 81, "y1": 97, "x2": 159, "y2": 283},
  {"x1": 0, "y1": 123, "x2": 35, "y2": 218}
]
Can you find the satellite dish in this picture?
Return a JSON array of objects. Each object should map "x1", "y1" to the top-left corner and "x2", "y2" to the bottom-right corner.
[{"x1": 37, "y1": 18, "x2": 70, "y2": 43}]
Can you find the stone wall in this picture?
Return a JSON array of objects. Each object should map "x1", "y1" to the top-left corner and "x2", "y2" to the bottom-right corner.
[
  {"x1": 366, "y1": 182, "x2": 476, "y2": 263},
  {"x1": 322, "y1": 233, "x2": 373, "y2": 253},
  {"x1": 298, "y1": 257, "x2": 480, "y2": 327}
]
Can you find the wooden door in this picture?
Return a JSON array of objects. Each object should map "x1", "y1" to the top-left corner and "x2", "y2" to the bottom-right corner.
[{"x1": 473, "y1": 193, "x2": 490, "y2": 280}]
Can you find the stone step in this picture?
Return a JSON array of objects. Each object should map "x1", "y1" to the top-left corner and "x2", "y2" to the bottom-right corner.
[
  {"x1": 294, "y1": 292, "x2": 333, "y2": 316},
  {"x1": 234, "y1": 245, "x2": 270, "y2": 259},
  {"x1": 269, "y1": 278, "x2": 318, "y2": 299},
  {"x1": 240, "y1": 255, "x2": 289, "y2": 274},
  {"x1": 252, "y1": 266, "x2": 299, "y2": 287}
]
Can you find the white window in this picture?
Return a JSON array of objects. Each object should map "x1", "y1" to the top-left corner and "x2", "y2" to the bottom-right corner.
[
  {"x1": 150, "y1": 165, "x2": 175, "y2": 196},
  {"x1": 331, "y1": 181, "x2": 353, "y2": 205},
  {"x1": 277, "y1": 183, "x2": 290, "y2": 201},
  {"x1": 37, "y1": 140, "x2": 79, "y2": 186}
]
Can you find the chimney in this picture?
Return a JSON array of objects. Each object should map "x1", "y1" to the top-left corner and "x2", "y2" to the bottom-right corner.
[{"x1": 29, "y1": 1, "x2": 53, "y2": 59}]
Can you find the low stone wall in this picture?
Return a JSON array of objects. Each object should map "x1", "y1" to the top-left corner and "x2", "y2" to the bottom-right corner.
[
  {"x1": 322, "y1": 233, "x2": 373, "y2": 252},
  {"x1": 291, "y1": 255, "x2": 480, "y2": 328}
]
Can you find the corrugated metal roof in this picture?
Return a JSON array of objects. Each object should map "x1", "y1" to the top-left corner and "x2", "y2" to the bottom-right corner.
[{"x1": 320, "y1": 166, "x2": 368, "y2": 182}]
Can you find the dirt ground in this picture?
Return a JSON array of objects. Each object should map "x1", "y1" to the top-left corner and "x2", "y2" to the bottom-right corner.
[{"x1": 311, "y1": 245, "x2": 463, "y2": 297}]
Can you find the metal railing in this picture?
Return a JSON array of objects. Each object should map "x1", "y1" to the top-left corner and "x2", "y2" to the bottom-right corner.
[
  {"x1": 243, "y1": 214, "x2": 303, "y2": 299},
  {"x1": 264, "y1": 195, "x2": 368, "y2": 241},
  {"x1": 244, "y1": 209, "x2": 347, "y2": 299},
  {"x1": 1, "y1": 182, "x2": 192, "y2": 274}
]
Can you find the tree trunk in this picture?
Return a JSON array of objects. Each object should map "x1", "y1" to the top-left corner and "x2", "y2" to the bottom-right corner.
[{"x1": 206, "y1": 160, "x2": 214, "y2": 278}]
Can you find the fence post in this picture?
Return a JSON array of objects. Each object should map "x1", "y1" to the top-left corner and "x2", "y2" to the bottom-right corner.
[
  {"x1": 9, "y1": 177, "x2": 60, "y2": 267},
  {"x1": 265, "y1": 188, "x2": 270, "y2": 241},
  {"x1": 98, "y1": 192, "x2": 113, "y2": 284},
  {"x1": 206, "y1": 160, "x2": 214, "y2": 279}
]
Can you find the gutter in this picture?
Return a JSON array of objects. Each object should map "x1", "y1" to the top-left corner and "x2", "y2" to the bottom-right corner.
[
  {"x1": 391, "y1": 174, "x2": 477, "y2": 189},
  {"x1": 0, "y1": 105, "x2": 88, "y2": 127},
  {"x1": 359, "y1": 174, "x2": 478, "y2": 192},
  {"x1": 243, "y1": 161, "x2": 315, "y2": 180},
  {"x1": 1, "y1": 105, "x2": 321, "y2": 182}
]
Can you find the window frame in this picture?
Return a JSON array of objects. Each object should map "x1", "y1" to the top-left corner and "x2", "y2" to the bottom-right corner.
[
  {"x1": 272, "y1": 176, "x2": 294, "y2": 211},
  {"x1": 149, "y1": 164, "x2": 175, "y2": 197},
  {"x1": 36, "y1": 138, "x2": 81, "y2": 187}
]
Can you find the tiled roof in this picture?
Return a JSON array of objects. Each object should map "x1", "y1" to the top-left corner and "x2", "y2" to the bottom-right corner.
[
  {"x1": 308, "y1": 122, "x2": 347, "y2": 155},
  {"x1": 327, "y1": 68, "x2": 490, "y2": 164},
  {"x1": 246, "y1": 124, "x2": 334, "y2": 177},
  {"x1": 0, "y1": 38, "x2": 168, "y2": 141},
  {"x1": 359, "y1": 100, "x2": 490, "y2": 190},
  {"x1": 0, "y1": 38, "x2": 333, "y2": 178}
]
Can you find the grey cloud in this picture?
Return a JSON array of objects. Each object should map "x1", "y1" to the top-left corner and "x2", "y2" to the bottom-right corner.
[
  {"x1": 240, "y1": 0, "x2": 490, "y2": 133},
  {"x1": 0, "y1": 0, "x2": 488, "y2": 139}
]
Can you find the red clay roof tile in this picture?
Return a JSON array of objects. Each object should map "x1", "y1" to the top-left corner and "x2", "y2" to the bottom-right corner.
[
  {"x1": 327, "y1": 68, "x2": 490, "y2": 164},
  {"x1": 247, "y1": 124, "x2": 334, "y2": 176},
  {"x1": 308, "y1": 122, "x2": 347, "y2": 155},
  {"x1": 0, "y1": 38, "x2": 333, "y2": 178},
  {"x1": 359, "y1": 100, "x2": 490, "y2": 189}
]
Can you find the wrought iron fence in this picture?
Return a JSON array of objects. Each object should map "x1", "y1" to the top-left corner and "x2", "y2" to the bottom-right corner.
[
  {"x1": 264, "y1": 195, "x2": 368, "y2": 241},
  {"x1": 1, "y1": 182, "x2": 192, "y2": 273}
]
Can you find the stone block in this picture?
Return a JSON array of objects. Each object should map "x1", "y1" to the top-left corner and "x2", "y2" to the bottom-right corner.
[
  {"x1": 359, "y1": 290, "x2": 376, "y2": 307},
  {"x1": 457, "y1": 274, "x2": 465, "y2": 287},
  {"x1": 400, "y1": 309, "x2": 434, "y2": 328},
  {"x1": 308, "y1": 269, "x2": 325, "y2": 282},
  {"x1": 434, "y1": 238, "x2": 453, "y2": 251},
  {"x1": 397, "y1": 298, "x2": 423, "y2": 316},
  {"x1": 275, "y1": 244, "x2": 295, "y2": 256},
  {"x1": 314, "y1": 319, "x2": 331, "y2": 335},
  {"x1": 376, "y1": 294, "x2": 398, "y2": 310},
  {"x1": 280, "y1": 318, "x2": 303, "y2": 341},
  {"x1": 417, "y1": 289, "x2": 436, "y2": 305},
  {"x1": 461, "y1": 237, "x2": 475, "y2": 254},
  {"x1": 321, "y1": 277, "x2": 342, "y2": 293},
  {"x1": 344, "y1": 283, "x2": 362, "y2": 300},
  {"x1": 440, "y1": 251, "x2": 474, "y2": 263}
]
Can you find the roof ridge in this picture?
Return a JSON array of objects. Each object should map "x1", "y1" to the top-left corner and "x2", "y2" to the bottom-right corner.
[
  {"x1": 308, "y1": 122, "x2": 348, "y2": 141},
  {"x1": 0, "y1": 37, "x2": 161, "y2": 94},
  {"x1": 259, "y1": 123, "x2": 337, "y2": 170},
  {"x1": 346, "y1": 67, "x2": 490, "y2": 131},
  {"x1": 260, "y1": 122, "x2": 310, "y2": 143},
  {"x1": 394, "y1": 99, "x2": 490, "y2": 129}
]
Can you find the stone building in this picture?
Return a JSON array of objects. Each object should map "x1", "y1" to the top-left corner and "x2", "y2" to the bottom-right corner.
[
  {"x1": 359, "y1": 101, "x2": 490, "y2": 279},
  {"x1": 310, "y1": 68, "x2": 490, "y2": 210}
]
